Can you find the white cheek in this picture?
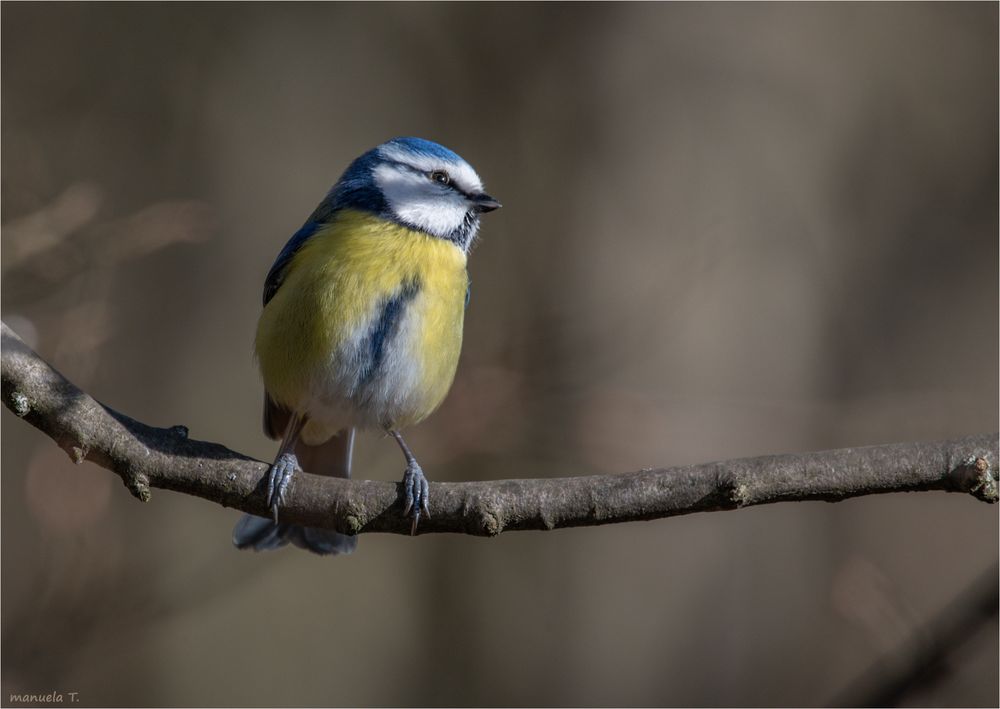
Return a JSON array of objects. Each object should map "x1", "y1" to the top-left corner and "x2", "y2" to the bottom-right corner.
[
  {"x1": 374, "y1": 164, "x2": 469, "y2": 237},
  {"x1": 393, "y1": 197, "x2": 468, "y2": 237}
]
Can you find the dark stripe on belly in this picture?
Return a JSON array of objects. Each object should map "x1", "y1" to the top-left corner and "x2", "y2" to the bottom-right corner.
[{"x1": 358, "y1": 278, "x2": 420, "y2": 388}]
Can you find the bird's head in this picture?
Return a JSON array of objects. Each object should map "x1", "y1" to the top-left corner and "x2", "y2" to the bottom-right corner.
[{"x1": 323, "y1": 137, "x2": 500, "y2": 251}]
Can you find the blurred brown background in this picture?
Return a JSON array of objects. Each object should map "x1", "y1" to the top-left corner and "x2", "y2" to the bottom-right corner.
[{"x1": 2, "y1": 3, "x2": 997, "y2": 707}]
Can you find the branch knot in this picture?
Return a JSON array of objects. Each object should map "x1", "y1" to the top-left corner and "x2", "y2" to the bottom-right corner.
[
  {"x1": 122, "y1": 469, "x2": 152, "y2": 503},
  {"x1": 70, "y1": 443, "x2": 89, "y2": 464},
  {"x1": 480, "y1": 508, "x2": 501, "y2": 536},
  {"x1": 953, "y1": 456, "x2": 998, "y2": 503}
]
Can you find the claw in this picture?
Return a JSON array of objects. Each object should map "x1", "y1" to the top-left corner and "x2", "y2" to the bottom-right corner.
[
  {"x1": 265, "y1": 452, "x2": 298, "y2": 524},
  {"x1": 401, "y1": 459, "x2": 429, "y2": 534},
  {"x1": 390, "y1": 430, "x2": 431, "y2": 534}
]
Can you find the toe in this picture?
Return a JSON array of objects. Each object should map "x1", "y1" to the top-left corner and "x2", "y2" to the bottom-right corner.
[
  {"x1": 420, "y1": 476, "x2": 431, "y2": 517},
  {"x1": 265, "y1": 453, "x2": 298, "y2": 524},
  {"x1": 402, "y1": 477, "x2": 415, "y2": 516},
  {"x1": 266, "y1": 468, "x2": 278, "y2": 508},
  {"x1": 401, "y1": 463, "x2": 429, "y2": 533}
]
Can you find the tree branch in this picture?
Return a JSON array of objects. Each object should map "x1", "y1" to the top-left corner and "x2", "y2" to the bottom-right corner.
[{"x1": 2, "y1": 321, "x2": 997, "y2": 537}]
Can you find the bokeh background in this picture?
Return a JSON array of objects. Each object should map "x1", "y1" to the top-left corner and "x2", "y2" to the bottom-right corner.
[{"x1": 2, "y1": 3, "x2": 997, "y2": 707}]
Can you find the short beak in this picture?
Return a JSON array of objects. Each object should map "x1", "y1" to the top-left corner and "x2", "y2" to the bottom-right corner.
[{"x1": 471, "y1": 192, "x2": 502, "y2": 213}]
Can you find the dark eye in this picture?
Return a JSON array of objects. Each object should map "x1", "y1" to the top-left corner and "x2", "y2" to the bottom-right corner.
[{"x1": 429, "y1": 170, "x2": 451, "y2": 186}]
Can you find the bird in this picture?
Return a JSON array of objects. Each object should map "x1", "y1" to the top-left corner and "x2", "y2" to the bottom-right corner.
[{"x1": 232, "y1": 137, "x2": 500, "y2": 555}]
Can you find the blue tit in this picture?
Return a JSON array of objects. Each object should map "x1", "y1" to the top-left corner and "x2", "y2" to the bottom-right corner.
[{"x1": 233, "y1": 137, "x2": 500, "y2": 555}]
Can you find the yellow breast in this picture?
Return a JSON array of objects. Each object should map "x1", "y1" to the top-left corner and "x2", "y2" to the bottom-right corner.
[{"x1": 255, "y1": 209, "x2": 468, "y2": 433}]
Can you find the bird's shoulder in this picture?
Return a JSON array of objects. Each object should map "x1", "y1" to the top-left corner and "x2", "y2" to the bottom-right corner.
[
  {"x1": 263, "y1": 219, "x2": 323, "y2": 306},
  {"x1": 262, "y1": 207, "x2": 381, "y2": 305}
]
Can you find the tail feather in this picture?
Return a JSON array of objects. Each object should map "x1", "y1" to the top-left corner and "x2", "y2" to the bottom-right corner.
[
  {"x1": 232, "y1": 514, "x2": 288, "y2": 550},
  {"x1": 233, "y1": 427, "x2": 358, "y2": 556},
  {"x1": 291, "y1": 526, "x2": 359, "y2": 555}
]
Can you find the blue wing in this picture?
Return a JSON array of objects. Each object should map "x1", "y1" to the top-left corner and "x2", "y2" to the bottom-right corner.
[{"x1": 262, "y1": 220, "x2": 320, "y2": 306}]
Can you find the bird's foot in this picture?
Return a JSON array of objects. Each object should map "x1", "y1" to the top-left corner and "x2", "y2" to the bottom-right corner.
[
  {"x1": 266, "y1": 451, "x2": 299, "y2": 524},
  {"x1": 401, "y1": 460, "x2": 430, "y2": 535}
]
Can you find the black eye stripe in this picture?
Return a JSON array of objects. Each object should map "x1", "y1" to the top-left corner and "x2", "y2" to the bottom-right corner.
[
  {"x1": 383, "y1": 160, "x2": 472, "y2": 198},
  {"x1": 427, "y1": 169, "x2": 476, "y2": 199}
]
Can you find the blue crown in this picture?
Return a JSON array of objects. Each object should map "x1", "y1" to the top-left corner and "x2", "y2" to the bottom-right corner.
[{"x1": 383, "y1": 136, "x2": 463, "y2": 163}]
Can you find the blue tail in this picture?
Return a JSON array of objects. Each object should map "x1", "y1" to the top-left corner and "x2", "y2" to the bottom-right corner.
[
  {"x1": 233, "y1": 427, "x2": 357, "y2": 556},
  {"x1": 233, "y1": 514, "x2": 357, "y2": 555}
]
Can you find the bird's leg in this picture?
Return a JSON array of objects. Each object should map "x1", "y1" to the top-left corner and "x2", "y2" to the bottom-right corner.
[
  {"x1": 390, "y1": 430, "x2": 430, "y2": 535},
  {"x1": 267, "y1": 413, "x2": 306, "y2": 524}
]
